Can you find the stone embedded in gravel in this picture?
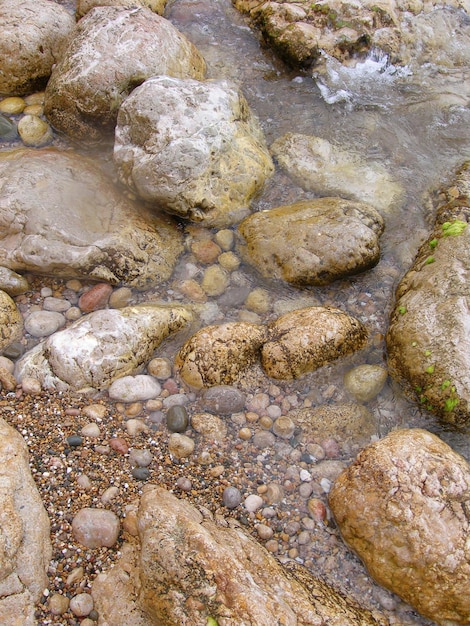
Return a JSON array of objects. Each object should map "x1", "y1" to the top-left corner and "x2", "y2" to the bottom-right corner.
[
  {"x1": 166, "y1": 405, "x2": 189, "y2": 432},
  {"x1": 168, "y1": 433, "x2": 195, "y2": 458},
  {"x1": 129, "y1": 448, "x2": 153, "y2": 467},
  {"x1": 201, "y1": 385, "x2": 246, "y2": 415},
  {"x1": 253, "y1": 430, "x2": 276, "y2": 449},
  {"x1": 343, "y1": 364, "x2": 388, "y2": 402},
  {"x1": 265, "y1": 483, "x2": 285, "y2": 504},
  {"x1": 24, "y1": 310, "x2": 66, "y2": 337},
  {"x1": 49, "y1": 593, "x2": 70, "y2": 615},
  {"x1": 20, "y1": 375, "x2": 42, "y2": 395},
  {"x1": 83, "y1": 403, "x2": 108, "y2": 420},
  {"x1": 0, "y1": 366, "x2": 17, "y2": 391},
  {"x1": 125, "y1": 418, "x2": 149, "y2": 436},
  {"x1": 81, "y1": 422, "x2": 101, "y2": 438},
  {"x1": 223, "y1": 486, "x2": 242, "y2": 509},
  {"x1": 162, "y1": 393, "x2": 189, "y2": 409},
  {"x1": 78, "y1": 283, "x2": 114, "y2": 312},
  {"x1": 176, "y1": 476, "x2": 192, "y2": 491},
  {"x1": 307, "y1": 498, "x2": 327, "y2": 523},
  {"x1": 132, "y1": 467, "x2": 150, "y2": 481},
  {"x1": 70, "y1": 592, "x2": 94, "y2": 617},
  {"x1": 109, "y1": 437, "x2": 129, "y2": 455},
  {"x1": 191, "y1": 412, "x2": 227, "y2": 441},
  {"x1": 147, "y1": 357, "x2": 172, "y2": 379},
  {"x1": 244, "y1": 494, "x2": 264, "y2": 512},
  {"x1": 108, "y1": 375, "x2": 161, "y2": 402},
  {"x1": 201, "y1": 265, "x2": 230, "y2": 296},
  {"x1": 72, "y1": 507, "x2": 120, "y2": 549},
  {"x1": 272, "y1": 415, "x2": 295, "y2": 439},
  {"x1": 43, "y1": 296, "x2": 71, "y2": 313},
  {"x1": 67, "y1": 435, "x2": 83, "y2": 447}
]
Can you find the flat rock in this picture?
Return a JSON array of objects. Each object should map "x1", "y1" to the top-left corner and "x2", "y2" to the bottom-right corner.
[
  {"x1": 0, "y1": 149, "x2": 184, "y2": 289},
  {"x1": 329, "y1": 428, "x2": 470, "y2": 625},
  {"x1": 114, "y1": 76, "x2": 274, "y2": 227},
  {"x1": 14, "y1": 304, "x2": 193, "y2": 393},
  {"x1": 44, "y1": 6, "x2": 206, "y2": 142},
  {"x1": 237, "y1": 198, "x2": 384, "y2": 286}
]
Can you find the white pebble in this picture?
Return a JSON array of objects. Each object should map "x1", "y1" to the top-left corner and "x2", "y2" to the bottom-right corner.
[
  {"x1": 244, "y1": 494, "x2": 264, "y2": 512},
  {"x1": 300, "y1": 469, "x2": 312, "y2": 482},
  {"x1": 70, "y1": 592, "x2": 93, "y2": 617},
  {"x1": 81, "y1": 423, "x2": 101, "y2": 438}
]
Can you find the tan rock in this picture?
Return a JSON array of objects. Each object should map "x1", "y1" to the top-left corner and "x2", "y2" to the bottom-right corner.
[
  {"x1": 76, "y1": 0, "x2": 167, "y2": 18},
  {"x1": 262, "y1": 306, "x2": 368, "y2": 379},
  {"x1": 0, "y1": 290, "x2": 23, "y2": 352},
  {"x1": 343, "y1": 364, "x2": 388, "y2": 402},
  {"x1": 17, "y1": 115, "x2": 53, "y2": 147},
  {"x1": 329, "y1": 428, "x2": 470, "y2": 625}
]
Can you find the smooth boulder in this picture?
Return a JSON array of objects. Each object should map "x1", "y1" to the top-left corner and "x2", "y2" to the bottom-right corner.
[
  {"x1": 44, "y1": 6, "x2": 206, "y2": 142},
  {"x1": 237, "y1": 198, "x2": 384, "y2": 286},
  {"x1": 114, "y1": 76, "x2": 274, "y2": 227},
  {"x1": 329, "y1": 428, "x2": 470, "y2": 625},
  {"x1": 0, "y1": 149, "x2": 184, "y2": 289}
]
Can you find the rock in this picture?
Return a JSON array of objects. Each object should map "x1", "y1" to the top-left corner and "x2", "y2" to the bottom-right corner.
[
  {"x1": 0, "y1": 290, "x2": 23, "y2": 351},
  {"x1": 386, "y1": 162, "x2": 470, "y2": 426},
  {"x1": 76, "y1": 0, "x2": 167, "y2": 19},
  {"x1": 166, "y1": 405, "x2": 189, "y2": 432},
  {"x1": 70, "y1": 593, "x2": 94, "y2": 617},
  {"x1": 44, "y1": 6, "x2": 206, "y2": 143},
  {"x1": 270, "y1": 133, "x2": 403, "y2": 214},
  {"x1": 238, "y1": 198, "x2": 384, "y2": 286},
  {"x1": 223, "y1": 486, "x2": 242, "y2": 509},
  {"x1": 190, "y1": 412, "x2": 227, "y2": 441},
  {"x1": 167, "y1": 433, "x2": 195, "y2": 458},
  {"x1": 272, "y1": 415, "x2": 295, "y2": 439},
  {"x1": 24, "y1": 310, "x2": 66, "y2": 337},
  {"x1": 343, "y1": 364, "x2": 388, "y2": 402},
  {"x1": 201, "y1": 385, "x2": 246, "y2": 415},
  {"x1": 329, "y1": 428, "x2": 470, "y2": 625},
  {"x1": 0, "y1": 149, "x2": 185, "y2": 289},
  {"x1": 147, "y1": 357, "x2": 172, "y2": 380},
  {"x1": 0, "y1": 97, "x2": 26, "y2": 115},
  {"x1": 78, "y1": 283, "x2": 114, "y2": 313},
  {"x1": 14, "y1": 303, "x2": 193, "y2": 393},
  {"x1": 175, "y1": 322, "x2": 268, "y2": 389},
  {"x1": 72, "y1": 508, "x2": 120, "y2": 549},
  {"x1": 201, "y1": 264, "x2": 230, "y2": 295},
  {"x1": 17, "y1": 115, "x2": 53, "y2": 147},
  {"x1": 244, "y1": 493, "x2": 264, "y2": 512},
  {"x1": 108, "y1": 375, "x2": 161, "y2": 402},
  {"x1": 92, "y1": 486, "x2": 389, "y2": 625},
  {"x1": 261, "y1": 306, "x2": 368, "y2": 379},
  {"x1": 0, "y1": 418, "x2": 52, "y2": 624},
  {"x1": 0, "y1": 0, "x2": 74, "y2": 95},
  {"x1": 0, "y1": 267, "x2": 29, "y2": 296},
  {"x1": 114, "y1": 76, "x2": 274, "y2": 227}
]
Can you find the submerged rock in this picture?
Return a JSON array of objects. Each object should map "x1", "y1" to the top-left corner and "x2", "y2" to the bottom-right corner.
[
  {"x1": 114, "y1": 76, "x2": 274, "y2": 227},
  {"x1": 329, "y1": 428, "x2": 470, "y2": 625}
]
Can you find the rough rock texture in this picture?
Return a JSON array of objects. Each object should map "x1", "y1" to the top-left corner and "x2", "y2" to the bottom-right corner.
[
  {"x1": 44, "y1": 6, "x2": 206, "y2": 143},
  {"x1": 0, "y1": 0, "x2": 74, "y2": 95},
  {"x1": 329, "y1": 428, "x2": 470, "y2": 625},
  {"x1": 92, "y1": 485, "x2": 390, "y2": 625},
  {"x1": 0, "y1": 290, "x2": 23, "y2": 352},
  {"x1": 386, "y1": 162, "x2": 470, "y2": 426},
  {"x1": 175, "y1": 322, "x2": 268, "y2": 389},
  {"x1": 0, "y1": 418, "x2": 52, "y2": 626},
  {"x1": 262, "y1": 307, "x2": 368, "y2": 379},
  {"x1": 76, "y1": 0, "x2": 167, "y2": 18},
  {"x1": 0, "y1": 149, "x2": 184, "y2": 290},
  {"x1": 114, "y1": 76, "x2": 274, "y2": 227},
  {"x1": 237, "y1": 198, "x2": 384, "y2": 286},
  {"x1": 270, "y1": 133, "x2": 403, "y2": 214},
  {"x1": 14, "y1": 304, "x2": 193, "y2": 393}
]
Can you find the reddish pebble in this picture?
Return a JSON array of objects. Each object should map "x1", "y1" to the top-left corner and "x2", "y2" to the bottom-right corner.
[
  {"x1": 321, "y1": 438, "x2": 341, "y2": 458},
  {"x1": 78, "y1": 283, "x2": 113, "y2": 312},
  {"x1": 163, "y1": 378, "x2": 179, "y2": 394},
  {"x1": 307, "y1": 498, "x2": 327, "y2": 522},
  {"x1": 191, "y1": 240, "x2": 222, "y2": 264},
  {"x1": 109, "y1": 437, "x2": 129, "y2": 454}
]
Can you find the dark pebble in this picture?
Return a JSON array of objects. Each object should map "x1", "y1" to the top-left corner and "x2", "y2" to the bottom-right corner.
[
  {"x1": 222, "y1": 486, "x2": 242, "y2": 509},
  {"x1": 132, "y1": 467, "x2": 150, "y2": 481},
  {"x1": 166, "y1": 405, "x2": 189, "y2": 432},
  {"x1": 67, "y1": 435, "x2": 83, "y2": 447},
  {"x1": 202, "y1": 385, "x2": 246, "y2": 415},
  {"x1": 88, "y1": 609, "x2": 99, "y2": 621}
]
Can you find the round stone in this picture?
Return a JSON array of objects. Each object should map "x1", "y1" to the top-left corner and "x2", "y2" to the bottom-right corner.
[
  {"x1": 132, "y1": 467, "x2": 150, "y2": 481},
  {"x1": 176, "y1": 476, "x2": 192, "y2": 491},
  {"x1": 78, "y1": 283, "x2": 114, "y2": 312},
  {"x1": 343, "y1": 364, "x2": 388, "y2": 402},
  {"x1": 272, "y1": 416, "x2": 295, "y2": 439},
  {"x1": 0, "y1": 97, "x2": 25, "y2": 114},
  {"x1": 218, "y1": 251, "x2": 240, "y2": 271},
  {"x1": 20, "y1": 376, "x2": 42, "y2": 395},
  {"x1": 0, "y1": 266, "x2": 29, "y2": 296},
  {"x1": 244, "y1": 494, "x2": 264, "y2": 512},
  {"x1": 108, "y1": 375, "x2": 161, "y2": 402},
  {"x1": 49, "y1": 593, "x2": 70, "y2": 615},
  {"x1": 81, "y1": 423, "x2": 101, "y2": 438},
  {"x1": 223, "y1": 486, "x2": 242, "y2": 509},
  {"x1": 67, "y1": 435, "x2": 83, "y2": 447},
  {"x1": 70, "y1": 593, "x2": 94, "y2": 617},
  {"x1": 17, "y1": 114, "x2": 53, "y2": 147},
  {"x1": 256, "y1": 523, "x2": 274, "y2": 540},
  {"x1": 252, "y1": 430, "x2": 275, "y2": 449},
  {"x1": 71, "y1": 508, "x2": 120, "y2": 548},
  {"x1": 201, "y1": 265, "x2": 230, "y2": 296},
  {"x1": 147, "y1": 357, "x2": 172, "y2": 379},
  {"x1": 24, "y1": 310, "x2": 66, "y2": 337},
  {"x1": 108, "y1": 286, "x2": 133, "y2": 309},
  {"x1": 244, "y1": 288, "x2": 271, "y2": 314},
  {"x1": 166, "y1": 405, "x2": 189, "y2": 432},
  {"x1": 129, "y1": 448, "x2": 153, "y2": 467},
  {"x1": 168, "y1": 433, "x2": 195, "y2": 458},
  {"x1": 202, "y1": 385, "x2": 246, "y2": 415},
  {"x1": 214, "y1": 228, "x2": 234, "y2": 250}
]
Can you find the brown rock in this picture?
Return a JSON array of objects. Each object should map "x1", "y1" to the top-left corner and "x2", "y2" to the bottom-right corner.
[{"x1": 329, "y1": 428, "x2": 470, "y2": 625}]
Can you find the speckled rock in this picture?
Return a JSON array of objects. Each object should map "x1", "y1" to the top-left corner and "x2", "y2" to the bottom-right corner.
[
  {"x1": 76, "y1": 0, "x2": 167, "y2": 19},
  {"x1": 238, "y1": 198, "x2": 384, "y2": 286},
  {"x1": 262, "y1": 307, "x2": 368, "y2": 379},
  {"x1": 0, "y1": 0, "x2": 74, "y2": 95},
  {"x1": 0, "y1": 290, "x2": 24, "y2": 351},
  {"x1": 343, "y1": 364, "x2": 388, "y2": 402},
  {"x1": 270, "y1": 134, "x2": 403, "y2": 214},
  {"x1": 0, "y1": 149, "x2": 184, "y2": 289},
  {"x1": 168, "y1": 433, "x2": 195, "y2": 458},
  {"x1": 17, "y1": 115, "x2": 53, "y2": 147},
  {"x1": 72, "y1": 508, "x2": 120, "y2": 549},
  {"x1": 114, "y1": 76, "x2": 274, "y2": 227},
  {"x1": 191, "y1": 412, "x2": 227, "y2": 441},
  {"x1": 175, "y1": 322, "x2": 268, "y2": 389},
  {"x1": 14, "y1": 304, "x2": 193, "y2": 393},
  {"x1": 386, "y1": 162, "x2": 470, "y2": 426},
  {"x1": 329, "y1": 428, "x2": 470, "y2": 625},
  {"x1": 0, "y1": 418, "x2": 52, "y2": 625},
  {"x1": 92, "y1": 486, "x2": 389, "y2": 625},
  {"x1": 44, "y1": 6, "x2": 206, "y2": 143}
]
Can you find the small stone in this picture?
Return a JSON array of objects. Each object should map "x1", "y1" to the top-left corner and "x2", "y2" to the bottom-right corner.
[
  {"x1": 0, "y1": 356, "x2": 14, "y2": 373},
  {"x1": 245, "y1": 288, "x2": 271, "y2": 314},
  {"x1": 67, "y1": 435, "x2": 83, "y2": 447},
  {"x1": 265, "y1": 483, "x2": 284, "y2": 504},
  {"x1": 168, "y1": 433, "x2": 195, "y2": 458},
  {"x1": 109, "y1": 437, "x2": 129, "y2": 455},
  {"x1": 166, "y1": 405, "x2": 189, "y2": 432},
  {"x1": 244, "y1": 494, "x2": 264, "y2": 512},
  {"x1": 239, "y1": 427, "x2": 252, "y2": 440},
  {"x1": 307, "y1": 498, "x2": 327, "y2": 522},
  {"x1": 129, "y1": 448, "x2": 153, "y2": 467},
  {"x1": 81, "y1": 423, "x2": 101, "y2": 438},
  {"x1": 65, "y1": 306, "x2": 82, "y2": 321},
  {"x1": 163, "y1": 393, "x2": 188, "y2": 409},
  {"x1": 0, "y1": 267, "x2": 29, "y2": 296},
  {"x1": 178, "y1": 279, "x2": 207, "y2": 303},
  {"x1": 202, "y1": 385, "x2": 246, "y2": 414},
  {"x1": 66, "y1": 566, "x2": 84, "y2": 586},
  {"x1": 83, "y1": 404, "x2": 108, "y2": 420},
  {"x1": 132, "y1": 467, "x2": 150, "y2": 481},
  {"x1": 191, "y1": 239, "x2": 222, "y2": 264},
  {"x1": 256, "y1": 523, "x2": 274, "y2": 540},
  {"x1": 246, "y1": 393, "x2": 270, "y2": 413},
  {"x1": 24, "y1": 310, "x2": 66, "y2": 337},
  {"x1": 109, "y1": 375, "x2": 161, "y2": 402},
  {"x1": 265, "y1": 540, "x2": 279, "y2": 553},
  {"x1": 21, "y1": 375, "x2": 42, "y2": 394},
  {"x1": 70, "y1": 592, "x2": 94, "y2": 617},
  {"x1": 108, "y1": 286, "x2": 133, "y2": 309},
  {"x1": 214, "y1": 228, "x2": 234, "y2": 250},
  {"x1": 218, "y1": 251, "x2": 240, "y2": 271},
  {"x1": 43, "y1": 296, "x2": 71, "y2": 313},
  {"x1": 201, "y1": 265, "x2": 230, "y2": 296},
  {"x1": 101, "y1": 486, "x2": 119, "y2": 504},
  {"x1": 176, "y1": 477, "x2": 192, "y2": 491},
  {"x1": 343, "y1": 364, "x2": 388, "y2": 402},
  {"x1": 259, "y1": 415, "x2": 273, "y2": 429},
  {"x1": 72, "y1": 508, "x2": 120, "y2": 548},
  {"x1": 272, "y1": 416, "x2": 295, "y2": 439},
  {"x1": 147, "y1": 357, "x2": 172, "y2": 379},
  {"x1": 78, "y1": 283, "x2": 113, "y2": 312},
  {"x1": 191, "y1": 413, "x2": 227, "y2": 441},
  {"x1": 253, "y1": 430, "x2": 275, "y2": 449},
  {"x1": 77, "y1": 474, "x2": 92, "y2": 490},
  {"x1": 17, "y1": 114, "x2": 53, "y2": 147},
  {"x1": 0, "y1": 96, "x2": 25, "y2": 114},
  {"x1": 0, "y1": 366, "x2": 17, "y2": 391},
  {"x1": 223, "y1": 486, "x2": 242, "y2": 509},
  {"x1": 125, "y1": 418, "x2": 149, "y2": 436},
  {"x1": 48, "y1": 593, "x2": 70, "y2": 615}
]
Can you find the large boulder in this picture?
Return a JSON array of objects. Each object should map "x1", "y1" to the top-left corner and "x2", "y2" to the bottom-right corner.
[
  {"x1": 237, "y1": 198, "x2": 384, "y2": 286},
  {"x1": 44, "y1": 6, "x2": 206, "y2": 143},
  {"x1": 114, "y1": 76, "x2": 274, "y2": 227},
  {"x1": 0, "y1": 418, "x2": 52, "y2": 625},
  {"x1": 14, "y1": 303, "x2": 193, "y2": 393},
  {"x1": 329, "y1": 428, "x2": 470, "y2": 625},
  {"x1": 92, "y1": 485, "x2": 390, "y2": 625},
  {"x1": 0, "y1": 290, "x2": 23, "y2": 352},
  {"x1": 76, "y1": 0, "x2": 167, "y2": 19},
  {"x1": 0, "y1": 0, "x2": 74, "y2": 95},
  {"x1": 270, "y1": 133, "x2": 403, "y2": 214},
  {"x1": 386, "y1": 162, "x2": 470, "y2": 426},
  {"x1": 0, "y1": 149, "x2": 184, "y2": 290}
]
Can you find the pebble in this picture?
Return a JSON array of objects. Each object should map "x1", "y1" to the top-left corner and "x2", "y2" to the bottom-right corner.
[
  {"x1": 125, "y1": 418, "x2": 149, "y2": 436},
  {"x1": 77, "y1": 474, "x2": 92, "y2": 490},
  {"x1": 307, "y1": 498, "x2": 328, "y2": 522},
  {"x1": 201, "y1": 385, "x2": 246, "y2": 414},
  {"x1": 101, "y1": 486, "x2": 119, "y2": 504},
  {"x1": 108, "y1": 375, "x2": 161, "y2": 402},
  {"x1": 129, "y1": 448, "x2": 153, "y2": 467},
  {"x1": 214, "y1": 228, "x2": 234, "y2": 250},
  {"x1": 191, "y1": 239, "x2": 222, "y2": 264},
  {"x1": 201, "y1": 265, "x2": 229, "y2": 296},
  {"x1": 176, "y1": 477, "x2": 192, "y2": 491},
  {"x1": 244, "y1": 494, "x2": 264, "y2": 512},
  {"x1": 0, "y1": 267, "x2": 29, "y2": 296},
  {"x1": 71, "y1": 508, "x2": 121, "y2": 549},
  {"x1": 43, "y1": 296, "x2": 71, "y2": 313},
  {"x1": 168, "y1": 433, "x2": 195, "y2": 458},
  {"x1": 343, "y1": 364, "x2": 389, "y2": 402},
  {"x1": 67, "y1": 435, "x2": 83, "y2": 447},
  {"x1": 244, "y1": 288, "x2": 271, "y2": 313},
  {"x1": 0, "y1": 96, "x2": 25, "y2": 114},
  {"x1": 166, "y1": 405, "x2": 189, "y2": 432},
  {"x1": 24, "y1": 310, "x2": 66, "y2": 337},
  {"x1": 17, "y1": 114, "x2": 53, "y2": 147},
  {"x1": 83, "y1": 403, "x2": 108, "y2": 420},
  {"x1": 108, "y1": 286, "x2": 133, "y2": 309},
  {"x1": 218, "y1": 251, "x2": 240, "y2": 271},
  {"x1": 246, "y1": 393, "x2": 270, "y2": 414},
  {"x1": 191, "y1": 413, "x2": 227, "y2": 441},
  {"x1": 222, "y1": 486, "x2": 242, "y2": 509},
  {"x1": 256, "y1": 523, "x2": 274, "y2": 540},
  {"x1": 0, "y1": 366, "x2": 16, "y2": 391},
  {"x1": 0, "y1": 113, "x2": 17, "y2": 139},
  {"x1": 65, "y1": 306, "x2": 82, "y2": 321},
  {"x1": 78, "y1": 283, "x2": 113, "y2": 312},
  {"x1": 163, "y1": 393, "x2": 189, "y2": 409},
  {"x1": 81, "y1": 423, "x2": 101, "y2": 438},
  {"x1": 253, "y1": 430, "x2": 275, "y2": 449},
  {"x1": 147, "y1": 357, "x2": 172, "y2": 379},
  {"x1": 132, "y1": 467, "x2": 150, "y2": 481},
  {"x1": 265, "y1": 483, "x2": 284, "y2": 504},
  {"x1": 0, "y1": 356, "x2": 14, "y2": 373},
  {"x1": 109, "y1": 437, "x2": 129, "y2": 455},
  {"x1": 238, "y1": 427, "x2": 252, "y2": 440},
  {"x1": 48, "y1": 593, "x2": 70, "y2": 615},
  {"x1": 70, "y1": 592, "x2": 94, "y2": 617},
  {"x1": 272, "y1": 416, "x2": 295, "y2": 439}
]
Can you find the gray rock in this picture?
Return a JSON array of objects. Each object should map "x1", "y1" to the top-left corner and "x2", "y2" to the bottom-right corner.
[
  {"x1": 0, "y1": 149, "x2": 184, "y2": 289},
  {"x1": 0, "y1": 418, "x2": 52, "y2": 625},
  {"x1": 386, "y1": 162, "x2": 470, "y2": 426},
  {"x1": 44, "y1": 6, "x2": 206, "y2": 142},
  {"x1": 14, "y1": 303, "x2": 193, "y2": 393},
  {"x1": 114, "y1": 76, "x2": 274, "y2": 227},
  {"x1": 0, "y1": 0, "x2": 74, "y2": 95},
  {"x1": 24, "y1": 310, "x2": 66, "y2": 337},
  {"x1": 201, "y1": 385, "x2": 246, "y2": 415},
  {"x1": 0, "y1": 290, "x2": 23, "y2": 351},
  {"x1": 329, "y1": 428, "x2": 470, "y2": 625},
  {"x1": 108, "y1": 375, "x2": 161, "y2": 402}
]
